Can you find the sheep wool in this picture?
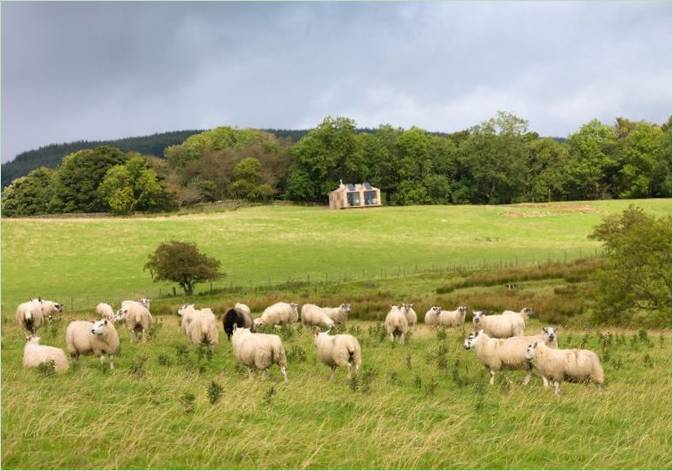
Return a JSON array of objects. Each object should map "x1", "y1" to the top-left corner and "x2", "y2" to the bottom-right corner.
[
  {"x1": 437, "y1": 306, "x2": 468, "y2": 328},
  {"x1": 313, "y1": 328, "x2": 361, "y2": 380},
  {"x1": 65, "y1": 319, "x2": 120, "y2": 369},
  {"x1": 301, "y1": 304, "x2": 336, "y2": 328},
  {"x1": 384, "y1": 306, "x2": 409, "y2": 343},
  {"x1": 231, "y1": 327, "x2": 288, "y2": 383},
  {"x1": 23, "y1": 336, "x2": 69, "y2": 372},
  {"x1": 472, "y1": 311, "x2": 524, "y2": 338}
]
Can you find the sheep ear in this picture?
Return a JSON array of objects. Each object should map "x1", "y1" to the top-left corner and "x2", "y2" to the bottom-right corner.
[
  {"x1": 104, "y1": 319, "x2": 108, "y2": 325},
  {"x1": 38, "y1": 297, "x2": 42, "y2": 303}
]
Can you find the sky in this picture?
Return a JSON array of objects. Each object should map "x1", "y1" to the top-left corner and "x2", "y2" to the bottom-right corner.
[{"x1": 2, "y1": 1, "x2": 671, "y2": 163}]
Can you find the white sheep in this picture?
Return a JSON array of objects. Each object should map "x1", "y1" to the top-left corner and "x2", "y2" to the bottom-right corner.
[
  {"x1": 186, "y1": 309, "x2": 219, "y2": 350},
  {"x1": 502, "y1": 307, "x2": 534, "y2": 322},
  {"x1": 526, "y1": 340, "x2": 604, "y2": 394},
  {"x1": 384, "y1": 305, "x2": 409, "y2": 343},
  {"x1": 472, "y1": 311, "x2": 524, "y2": 338},
  {"x1": 16, "y1": 298, "x2": 63, "y2": 334},
  {"x1": 399, "y1": 303, "x2": 417, "y2": 326},
  {"x1": 301, "y1": 304, "x2": 336, "y2": 328},
  {"x1": 437, "y1": 305, "x2": 468, "y2": 328},
  {"x1": 313, "y1": 327, "x2": 362, "y2": 380},
  {"x1": 424, "y1": 306, "x2": 441, "y2": 326},
  {"x1": 95, "y1": 303, "x2": 116, "y2": 321},
  {"x1": 255, "y1": 302, "x2": 299, "y2": 327},
  {"x1": 119, "y1": 301, "x2": 153, "y2": 342},
  {"x1": 464, "y1": 328, "x2": 559, "y2": 385},
  {"x1": 230, "y1": 327, "x2": 288, "y2": 383},
  {"x1": 23, "y1": 336, "x2": 69, "y2": 372},
  {"x1": 177, "y1": 304, "x2": 197, "y2": 334},
  {"x1": 323, "y1": 304, "x2": 351, "y2": 324},
  {"x1": 65, "y1": 319, "x2": 120, "y2": 369}
]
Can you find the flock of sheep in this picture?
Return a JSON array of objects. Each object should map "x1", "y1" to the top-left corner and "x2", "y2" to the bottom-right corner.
[{"x1": 15, "y1": 297, "x2": 604, "y2": 394}]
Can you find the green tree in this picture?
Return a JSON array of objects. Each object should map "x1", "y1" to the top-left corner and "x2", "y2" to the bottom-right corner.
[
  {"x1": 565, "y1": 120, "x2": 617, "y2": 199},
  {"x1": 229, "y1": 157, "x2": 275, "y2": 201},
  {"x1": 589, "y1": 206, "x2": 671, "y2": 326},
  {"x1": 144, "y1": 241, "x2": 223, "y2": 296},
  {"x1": 525, "y1": 138, "x2": 571, "y2": 202},
  {"x1": 1, "y1": 167, "x2": 56, "y2": 216},
  {"x1": 52, "y1": 146, "x2": 128, "y2": 212},
  {"x1": 98, "y1": 155, "x2": 165, "y2": 215},
  {"x1": 615, "y1": 122, "x2": 665, "y2": 198}
]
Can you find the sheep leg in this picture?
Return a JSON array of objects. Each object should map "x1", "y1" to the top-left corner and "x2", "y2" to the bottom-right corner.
[
  {"x1": 281, "y1": 366, "x2": 288, "y2": 383},
  {"x1": 99, "y1": 355, "x2": 106, "y2": 366},
  {"x1": 400, "y1": 333, "x2": 405, "y2": 344},
  {"x1": 553, "y1": 381, "x2": 560, "y2": 395},
  {"x1": 489, "y1": 370, "x2": 496, "y2": 385},
  {"x1": 108, "y1": 354, "x2": 115, "y2": 370},
  {"x1": 330, "y1": 366, "x2": 337, "y2": 382},
  {"x1": 142, "y1": 329, "x2": 147, "y2": 343},
  {"x1": 523, "y1": 370, "x2": 532, "y2": 385},
  {"x1": 389, "y1": 333, "x2": 394, "y2": 342},
  {"x1": 247, "y1": 367, "x2": 253, "y2": 379},
  {"x1": 542, "y1": 376, "x2": 550, "y2": 388},
  {"x1": 346, "y1": 364, "x2": 352, "y2": 380}
]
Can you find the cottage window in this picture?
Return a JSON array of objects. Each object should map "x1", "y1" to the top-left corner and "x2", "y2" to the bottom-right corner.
[{"x1": 347, "y1": 191, "x2": 360, "y2": 206}]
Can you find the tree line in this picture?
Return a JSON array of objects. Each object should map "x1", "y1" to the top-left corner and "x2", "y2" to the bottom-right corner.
[{"x1": 2, "y1": 112, "x2": 670, "y2": 216}]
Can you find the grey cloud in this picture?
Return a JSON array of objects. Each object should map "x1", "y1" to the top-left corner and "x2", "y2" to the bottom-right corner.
[{"x1": 2, "y1": 1, "x2": 671, "y2": 162}]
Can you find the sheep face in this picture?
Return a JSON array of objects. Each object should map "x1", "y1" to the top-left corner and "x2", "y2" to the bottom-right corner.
[
  {"x1": 463, "y1": 330, "x2": 483, "y2": 350},
  {"x1": 400, "y1": 303, "x2": 414, "y2": 313},
  {"x1": 253, "y1": 318, "x2": 264, "y2": 329},
  {"x1": 340, "y1": 304, "x2": 352, "y2": 314},
  {"x1": 459, "y1": 305, "x2": 468, "y2": 315},
  {"x1": 473, "y1": 311, "x2": 483, "y2": 324},
  {"x1": 177, "y1": 304, "x2": 194, "y2": 317},
  {"x1": 290, "y1": 303, "x2": 299, "y2": 315},
  {"x1": 525, "y1": 341, "x2": 539, "y2": 360},
  {"x1": 140, "y1": 298, "x2": 151, "y2": 308},
  {"x1": 25, "y1": 335, "x2": 40, "y2": 344},
  {"x1": 523, "y1": 307, "x2": 534, "y2": 317},
  {"x1": 542, "y1": 327, "x2": 557, "y2": 343},
  {"x1": 91, "y1": 319, "x2": 109, "y2": 335}
]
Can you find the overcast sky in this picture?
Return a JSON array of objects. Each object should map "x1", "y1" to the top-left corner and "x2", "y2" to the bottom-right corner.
[{"x1": 2, "y1": 1, "x2": 671, "y2": 162}]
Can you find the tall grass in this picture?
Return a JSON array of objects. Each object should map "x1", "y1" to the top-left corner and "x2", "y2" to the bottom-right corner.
[{"x1": 2, "y1": 314, "x2": 670, "y2": 469}]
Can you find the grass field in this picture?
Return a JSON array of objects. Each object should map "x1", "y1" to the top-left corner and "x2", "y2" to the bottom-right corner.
[
  {"x1": 2, "y1": 199, "x2": 670, "y2": 310},
  {"x1": 2, "y1": 199, "x2": 671, "y2": 469},
  {"x1": 2, "y1": 316, "x2": 671, "y2": 469}
]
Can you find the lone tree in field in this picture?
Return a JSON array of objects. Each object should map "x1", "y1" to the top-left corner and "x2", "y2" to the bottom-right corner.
[{"x1": 144, "y1": 241, "x2": 223, "y2": 296}]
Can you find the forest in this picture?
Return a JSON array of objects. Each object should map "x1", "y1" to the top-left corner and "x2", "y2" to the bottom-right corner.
[{"x1": 2, "y1": 112, "x2": 670, "y2": 216}]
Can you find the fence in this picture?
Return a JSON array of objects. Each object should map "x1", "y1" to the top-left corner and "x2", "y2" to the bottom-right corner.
[{"x1": 1, "y1": 247, "x2": 602, "y2": 314}]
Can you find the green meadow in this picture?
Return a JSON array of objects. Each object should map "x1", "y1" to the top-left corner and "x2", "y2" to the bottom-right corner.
[{"x1": 2, "y1": 199, "x2": 670, "y2": 309}]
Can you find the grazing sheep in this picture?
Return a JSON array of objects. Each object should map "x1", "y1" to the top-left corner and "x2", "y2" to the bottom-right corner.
[
  {"x1": 313, "y1": 327, "x2": 361, "y2": 380},
  {"x1": 384, "y1": 305, "x2": 409, "y2": 343},
  {"x1": 64, "y1": 319, "x2": 120, "y2": 369},
  {"x1": 323, "y1": 304, "x2": 351, "y2": 324},
  {"x1": 23, "y1": 336, "x2": 69, "y2": 372},
  {"x1": 255, "y1": 302, "x2": 299, "y2": 327},
  {"x1": 16, "y1": 298, "x2": 63, "y2": 335},
  {"x1": 186, "y1": 309, "x2": 219, "y2": 350},
  {"x1": 526, "y1": 340, "x2": 604, "y2": 394},
  {"x1": 437, "y1": 305, "x2": 468, "y2": 328},
  {"x1": 472, "y1": 311, "x2": 524, "y2": 338},
  {"x1": 502, "y1": 307, "x2": 534, "y2": 322},
  {"x1": 223, "y1": 304, "x2": 254, "y2": 339},
  {"x1": 230, "y1": 327, "x2": 288, "y2": 383},
  {"x1": 177, "y1": 304, "x2": 197, "y2": 334},
  {"x1": 464, "y1": 328, "x2": 559, "y2": 386},
  {"x1": 96, "y1": 303, "x2": 116, "y2": 321},
  {"x1": 399, "y1": 303, "x2": 417, "y2": 326},
  {"x1": 301, "y1": 304, "x2": 336, "y2": 328},
  {"x1": 424, "y1": 306, "x2": 441, "y2": 326},
  {"x1": 119, "y1": 301, "x2": 153, "y2": 342}
]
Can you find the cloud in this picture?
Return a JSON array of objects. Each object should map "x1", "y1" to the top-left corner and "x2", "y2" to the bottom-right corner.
[{"x1": 2, "y1": 1, "x2": 671, "y2": 162}]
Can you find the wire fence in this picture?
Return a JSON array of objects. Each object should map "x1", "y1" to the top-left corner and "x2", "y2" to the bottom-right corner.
[{"x1": 2, "y1": 248, "x2": 602, "y2": 314}]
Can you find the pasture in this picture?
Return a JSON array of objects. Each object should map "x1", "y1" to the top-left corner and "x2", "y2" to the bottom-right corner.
[
  {"x1": 2, "y1": 315, "x2": 671, "y2": 469},
  {"x1": 2, "y1": 199, "x2": 671, "y2": 469},
  {"x1": 2, "y1": 199, "x2": 670, "y2": 309}
]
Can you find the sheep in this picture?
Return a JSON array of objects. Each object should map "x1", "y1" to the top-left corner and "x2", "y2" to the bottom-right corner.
[
  {"x1": 301, "y1": 304, "x2": 336, "y2": 328},
  {"x1": 502, "y1": 307, "x2": 534, "y2": 322},
  {"x1": 23, "y1": 336, "x2": 69, "y2": 372},
  {"x1": 230, "y1": 327, "x2": 288, "y2": 383},
  {"x1": 323, "y1": 304, "x2": 351, "y2": 324},
  {"x1": 95, "y1": 303, "x2": 116, "y2": 321},
  {"x1": 472, "y1": 310, "x2": 524, "y2": 338},
  {"x1": 313, "y1": 327, "x2": 362, "y2": 381},
  {"x1": 424, "y1": 306, "x2": 441, "y2": 326},
  {"x1": 186, "y1": 309, "x2": 219, "y2": 350},
  {"x1": 526, "y1": 340, "x2": 604, "y2": 395},
  {"x1": 384, "y1": 305, "x2": 409, "y2": 343},
  {"x1": 463, "y1": 328, "x2": 559, "y2": 386},
  {"x1": 16, "y1": 298, "x2": 63, "y2": 334},
  {"x1": 437, "y1": 305, "x2": 468, "y2": 328},
  {"x1": 177, "y1": 304, "x2": 197, "y2": 334},
  {"x1": 119, "y1": 301, "x2": 153, "y2": 342},
  {"x1": 399, "y1": 303, "x2": 417, "y2": 326},
  {"x1": 64, "y1": 319, "x2": 120, "y2": 369},
  {"x1": 223, "y1": 304, "x2": 254, "y2": 339},
  {"x1": 255, "y1": 302, "x2": 299, "y2": 327}
]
